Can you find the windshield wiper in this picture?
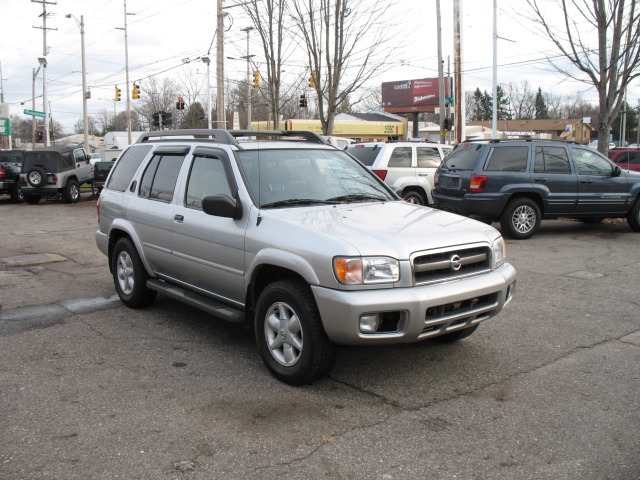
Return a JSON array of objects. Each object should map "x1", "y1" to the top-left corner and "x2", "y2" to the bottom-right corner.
[
  {"x1": 325, "y1": 194, "x2": 388, "y2": 203},
  {"x1": 260, "y1": 198, "x2": 335, "y2": 208}
]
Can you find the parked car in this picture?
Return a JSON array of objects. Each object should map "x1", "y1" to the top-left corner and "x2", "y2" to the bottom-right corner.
[
  {"x1": 345, "y1": 141, "x2": 453, "y2": 205},
  {"x1": 96, "y1": 129, "x2": 516, "y2": 385},
  {"x1": 432, "y1": 140, "x2": 640, "y2": 239},
  {"x1": 93, "y1": 160, "x2": 116, "y2": 191},
  {"x1": 20, "y1": 146, "x2": 94, "y2": 204},
  {"x1": 0, "y1": 149, "x2": 27, "y2": 203},
  {"x1": 608, "y1": 148, "x2": 640, "y2": 172}
]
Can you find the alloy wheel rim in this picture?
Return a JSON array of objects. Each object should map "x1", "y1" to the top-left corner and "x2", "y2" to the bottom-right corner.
[
  {"x1": 512, "y1": 205, "x2": 536, "y2": 233},
  {"x1": 116, "y1": 251, "x2": 135, "y2": 295},
  {"x1": 264, "y1": 302, "x2": 303, "y2": 366}
]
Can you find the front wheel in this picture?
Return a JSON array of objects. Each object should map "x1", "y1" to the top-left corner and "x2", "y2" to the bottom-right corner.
[
  {"x1": 254, "y1": 280, "x2": 337, "y2": 385},
  {"x1": 500, "y1": 198, "x2": 541, "y2": 239},
  {"x1": 111, "y1": 237, "x2": 157, "y2": 308},
  {"x1": 627, "y1": 199, "x2": 640, "y2": 232}
]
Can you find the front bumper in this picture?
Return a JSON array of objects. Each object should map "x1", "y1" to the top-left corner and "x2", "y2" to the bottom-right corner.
[{"x1": 312, "y1": 262, "x2": 516, "y2": 345}]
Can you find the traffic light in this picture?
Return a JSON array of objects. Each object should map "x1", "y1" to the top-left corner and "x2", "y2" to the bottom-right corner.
[
  {"x1": 164, "y1": 111, "x2": 173, "y2": 125},
  {"x1": 309, "y1": 70, "x2": 317, "y2": 88},
  {"x1": 299, "y1": 94, "x2": 307, "y2": 108},
  {"x1": 176, "y1": 97, "x2": 185, "y2": 110},
  {"x1": 36, "y1": 130, "x2": 43, "y2": 142},
  {"x1": 153, "y1": 112, "x2": 160, "y2": 128},
  {"x1": 132, "y1": 83, "x2": 140, "y2": 99},
  {"x1": 115, "y1": 86, "x2": 121, "y2": 101},
  {"x1": 253, "y1": 71, "x2": 260, "y2": 89},
  {"x1": 444, "y1": 116, "x2": 452, "y2": 131}
]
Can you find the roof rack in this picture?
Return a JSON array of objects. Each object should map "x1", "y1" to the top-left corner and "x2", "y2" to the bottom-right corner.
[
  {"x1": 230, "y1": 130, "x2": 329, "y2": 145},
  {"x1": 135, "y1": 129, "x2": 239, "y2": 145}
]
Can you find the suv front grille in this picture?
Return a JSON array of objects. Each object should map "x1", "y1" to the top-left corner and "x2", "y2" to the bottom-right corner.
[
  {"x1": 412, "y1": 245, "x2": 491, "y2": 285},
  {"x1": 420, "y1": 292, "x2": 499, "y2": 338}
]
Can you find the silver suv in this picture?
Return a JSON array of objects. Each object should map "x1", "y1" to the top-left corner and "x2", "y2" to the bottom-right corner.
[
  {"x1": 96, "y1": 130, "x2": 516, "y2": 385},
  {"x1": 345, "y1": 141, "x2": 453, "y2": 205}
]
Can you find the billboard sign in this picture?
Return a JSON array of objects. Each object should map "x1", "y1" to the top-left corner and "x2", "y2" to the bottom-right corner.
[{"x1": 382, "y1": 77, "x2": 450, "y2": 113}]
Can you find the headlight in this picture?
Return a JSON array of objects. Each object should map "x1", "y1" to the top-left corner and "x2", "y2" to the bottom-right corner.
[
  {"x1": 334, "y1": 256, "x2": 400, "y2": 285},
  {"x1": 492, "y1": 235, "x2": 506, "y2": 268}
]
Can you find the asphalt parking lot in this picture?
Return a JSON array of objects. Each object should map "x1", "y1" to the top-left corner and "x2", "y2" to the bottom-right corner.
[{"x1": 1, "y1": 194, "x2": 639, "y2": 480}]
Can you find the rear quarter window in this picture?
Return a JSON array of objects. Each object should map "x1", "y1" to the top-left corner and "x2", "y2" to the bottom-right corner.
[
  {"x1": 106, "y1": 145, "x2": 153, "y2": 192},
  {"x1": 485, "y1": 146, "x2": 529, "y2": 171}
]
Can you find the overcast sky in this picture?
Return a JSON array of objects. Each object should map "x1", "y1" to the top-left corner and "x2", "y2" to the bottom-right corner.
[{"x1": 2, "y1": 0, "x2": 638, "y2": 132}]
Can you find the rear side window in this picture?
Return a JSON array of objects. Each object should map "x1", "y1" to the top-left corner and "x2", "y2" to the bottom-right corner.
[
  {"x1": 388, "y1": 147, "x2": 412, "y2": 167},
  {"x1": 485, "y1": 146, "x2": 528, "y2": 171},
  {"x1": 346, "y1": 146, "x2": 380, "y2": 166},
  {"x1": 534, "y1": 146, "x2": 571, "y2": 174},
  {"x1": 61, "y1": 152, "x2": 74, "y2": 170},
  {"x1": 106, "y1": 145, "x2": 152, "y2": 192},
  {"x1": 139, "y1": 154, "x2": 184, "y2": 202},
  {"x1": 442, "y1": 143, "x2": 483, "y2": 171},
  {"x1": 416, "y1": 147, "x2": 441, "y2": 168}
]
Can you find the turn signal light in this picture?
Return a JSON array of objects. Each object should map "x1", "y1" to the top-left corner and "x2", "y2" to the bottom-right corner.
[{"x1": 372, "y1": 170, "x2": 387, "y2": 180}]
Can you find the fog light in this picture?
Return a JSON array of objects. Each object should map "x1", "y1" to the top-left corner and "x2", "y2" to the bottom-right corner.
[{"x1": 359, "y1": 314, "x2": 379, "y2": 333}]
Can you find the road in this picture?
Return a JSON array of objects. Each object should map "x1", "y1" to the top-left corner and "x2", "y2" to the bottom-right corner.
[{"x1": 1, "y1": 195, "x2": 639, "y2": 480}]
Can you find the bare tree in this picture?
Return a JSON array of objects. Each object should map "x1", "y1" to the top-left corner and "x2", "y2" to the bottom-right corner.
[
  {"x1": 132, "y1": 77, "x2": 181, "y2": 129},
  {"x1": 527, "y1": 0, "x2": 640, "y2": 153},
  {"x1": 290, "y1": 0, "x2": 395, "y2": 134},
  {"x1": 243, "y1": 0, "x2": 291, "y2": 128},
  {"x1": 506, "y1": 80, "x2": 536, "y2": 119}
]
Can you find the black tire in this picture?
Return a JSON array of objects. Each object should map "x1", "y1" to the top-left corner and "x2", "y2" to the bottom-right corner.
[
  {"x1": 500, "y1": 197, "x2": 541, "y2": 239},
  {"x1": 10, "y1": 184, "x2": 24, "y2": 203},
  {"x1": 402, "y1": 190, "x2": 426, "y2": 205},
  {"x1": 24, "y1": 194, "x2": 41, "y2": 204},
  {"x1": 434, "y1": 324, "x2": 479, "y2": 343},
  {"x1": 26, "y1": 167, "x2": 47, "y2": 187},
  {"x1": 627, "y1": 199, "x2": 640, "y2": 232},
  {"x1": 254, "y1": 279, "x2": 337, "y2": 385},
  {"x1": 111, "y1": 237, "x2": 157, "y2": 308},
  {"x1": 63, "y1": 179, "x2": 81, "y2": 203}
]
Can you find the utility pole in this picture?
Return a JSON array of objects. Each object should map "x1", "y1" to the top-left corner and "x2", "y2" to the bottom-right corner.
[
  {"x1": 241, "y1": 26, "x2": 254, "y2": 130},
  {"x1": 491, "y1": 0, "x2": 498, "y2": 139},
  {"x1": 216, "y1": 0, "x2": 225, "y2": 127},
  {"x1": 32, "y1": 0, "x2": 57, "y2": 147},
  {"x1": 436, "y1": 0, "x2": 445, "y2": 144},
  {"x1": 453, "y1": 0, "x2": 464, "y2": 144},
  {"x1": 120, "y1": 1, "x2": 133, "y2": 145},
  {"x1": 66, "y1": 14, "x2": 89, "y2": 154}
]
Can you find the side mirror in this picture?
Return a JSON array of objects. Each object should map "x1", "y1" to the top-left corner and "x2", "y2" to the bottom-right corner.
[
  {"x1": 202, "y1": 194, "x2": 242, "y2": 219},
  {"x1": 613, "y1": 165, "x2": 622, "y2": 177}
]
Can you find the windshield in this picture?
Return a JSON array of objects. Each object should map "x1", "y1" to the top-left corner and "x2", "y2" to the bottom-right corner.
[
  {"x1": 23, "y1": 151, "x2": 60, "y2": 172},
  {"x1": 236, "y1": 148, "x2": 394, "y2": 208},
  {"x1": 443, "y1": 143, "x2": 484, "y2": 171}
]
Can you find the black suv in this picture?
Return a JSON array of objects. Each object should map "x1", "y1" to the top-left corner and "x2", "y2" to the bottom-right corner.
[
  {"x1": 432, "y1": 140, "x2": 640, "y2": 239},
  {"x1": 0, "y1": 149, "x2": 26, "y2": 202}
]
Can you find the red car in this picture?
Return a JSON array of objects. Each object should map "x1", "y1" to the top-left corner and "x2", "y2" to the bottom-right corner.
[{"x1": 608, "y1": 148, "x2": 640, "y2": 172}]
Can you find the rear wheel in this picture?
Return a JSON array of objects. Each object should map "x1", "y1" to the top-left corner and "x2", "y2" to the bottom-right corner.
[
  {"x1": 111, "y1": 237, "x2": 157, "y2": 308},
  {"x1": 627, "y1": 199, "x2": 640, "y2": 232},
  {"x1": 500, "y1": 198, "x2": 541, "y2": 239},
  {"x1": 63, "y1": 180, "x2": 80, "y2": 203},
  {"x1": 255, "y1": 279, "x2": 337, "y2": 385},
  {"x1": 402, "y1": 190, "x2": 426, "y2": 205}
]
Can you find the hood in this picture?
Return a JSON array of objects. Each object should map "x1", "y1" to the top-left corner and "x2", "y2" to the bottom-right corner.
[{"x1": 261, "y1": 201, "x2": 501, "y2": 259}]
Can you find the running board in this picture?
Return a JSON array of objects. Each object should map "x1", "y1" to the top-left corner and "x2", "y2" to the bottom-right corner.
[{"x1": 146, "y1": 279, "x2": 245, "y2": 324}]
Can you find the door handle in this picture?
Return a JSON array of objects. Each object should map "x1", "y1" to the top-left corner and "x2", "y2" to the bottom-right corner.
[
  {"x1": 534, "y1": 177, "x2": 548, "y2": 182},
  {"x1": 174, "y1": 214, "x2": 184, "y2": 222}
]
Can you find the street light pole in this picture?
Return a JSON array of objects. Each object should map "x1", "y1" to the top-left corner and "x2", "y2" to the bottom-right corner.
[
  {"x1": 38, "y1": 57, "x2": 49, "y2": 146},
  {"x1": 216, "y1": 0, "x2": 225, "y2": 127},
  {"x1": 241, "y1": 26, "x2": 254, "y2": 130},
  {"x1": 66, "y1": 14, "x2": 89, "y2": 154},
  {"x1": 200, "y1": 56, "x2": 212, "y2": 129}
]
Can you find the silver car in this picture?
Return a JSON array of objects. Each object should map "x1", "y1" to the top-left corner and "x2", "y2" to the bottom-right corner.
[{"x1": 96, "y1": 130, "x2": 516, "y2": 385}]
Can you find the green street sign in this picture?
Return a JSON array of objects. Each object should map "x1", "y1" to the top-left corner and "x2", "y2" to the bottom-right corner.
[
  {"x1": 0, "y1": 118, "x2": 11, "y2": 136},
  {"x1": 445, "y1": 97, "x2": 454, "y2": 106},
  {"x1": 23, "y1": 108, "x2": 46, "y2": 118}
]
